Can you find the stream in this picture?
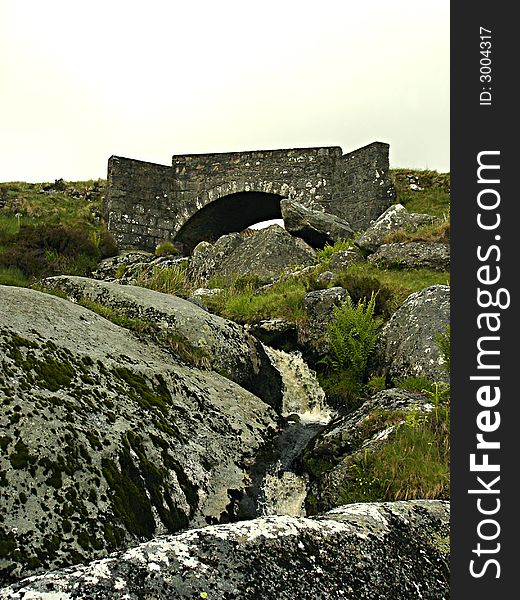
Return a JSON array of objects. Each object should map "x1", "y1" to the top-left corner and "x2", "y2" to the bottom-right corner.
[{"x1": 242, "y1": 348, "x2": 333, "y2": 518}]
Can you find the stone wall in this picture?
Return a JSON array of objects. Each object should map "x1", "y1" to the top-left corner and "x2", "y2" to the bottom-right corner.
[
  {"x1": 332, "y1": 142, "x2": 396, "y2": 230},
  {"x1": 105, "y1": 156, "x2": 175, "y2": 250},
  {"x1": 105, "y1": 144, "x2": 394, "y2": 253}
]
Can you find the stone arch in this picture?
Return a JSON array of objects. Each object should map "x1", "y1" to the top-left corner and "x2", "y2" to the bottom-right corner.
[{"x1": 174, "y1": 188, "x2": 287, "y2": 253}]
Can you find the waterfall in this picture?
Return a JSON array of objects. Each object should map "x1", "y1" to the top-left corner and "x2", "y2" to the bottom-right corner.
[
  {"x1": 264, "y1": 347, "x2": 333, "y2": 423},
  {"x1": 255, "y1": 347, "x2": 334, "y2": 517}
]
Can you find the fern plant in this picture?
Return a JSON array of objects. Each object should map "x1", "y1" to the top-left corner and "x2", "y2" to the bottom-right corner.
[{"x1": 322, "y1": 293, "x2": 382, "y2": 382}]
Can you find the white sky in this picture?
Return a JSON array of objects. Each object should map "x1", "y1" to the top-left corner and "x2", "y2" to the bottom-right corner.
[{"x1": 0, "y1": 0, "x2": 449, "y2": 183}]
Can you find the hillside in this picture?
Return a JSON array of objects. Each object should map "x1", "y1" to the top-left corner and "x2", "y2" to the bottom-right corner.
[{"x1": 0, "y1": 170, "x2": 451, "y2": 596}]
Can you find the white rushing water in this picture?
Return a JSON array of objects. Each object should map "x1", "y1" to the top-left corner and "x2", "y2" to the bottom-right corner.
[
  {"x1": 264, "y1": 347, "x2": 333, "y2": 423},
  {"x1": 258, "y1": 347, "x2": 334, "y2": 517}
]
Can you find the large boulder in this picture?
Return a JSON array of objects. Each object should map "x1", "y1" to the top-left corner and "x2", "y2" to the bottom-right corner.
[
  {"x1": 0, "y1": 500, "x2": 450, "y2": 600},
  {"x1": 280, "y1": 199, "x2": 355, "y2": 248},
  {"x1": 188, "y1": 225, "x2": 316, "y2": 286},
  {"x1": 303, "y1": 389, "x2": 438, "y2": 513},
  {"x1": 0, "y1": 285, "x2": 278, "y2": 583},
  {"x1": 368, "y1": 242, "x2": 450, "y2": 271},
  {"x1": 372, "y1": 285, "x2": 450, "y2": 384},
  {"x1": 188, "y1": 232, "x2": 243, "y2": 286},
  {"x1": 356, "y1": 204, "x2": 437, "y2": 254},
  {"x1": 41, "y1": 276, "x2": 283, "y2": 409}
]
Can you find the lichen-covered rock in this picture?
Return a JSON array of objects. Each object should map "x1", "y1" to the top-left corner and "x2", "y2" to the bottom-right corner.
[
  {"x1": 368, "y1": 242, "x2": 450, "y2": 271},
  {"x1": 356, "y1": 204, "x2": 437, "y2": 253},
  {"x1": 41, "y1": 276, "x2": 283, "y2": 409},
  {"x1": 187, "y1": 225, "x2": 316, "y2": 286},
  {"x1": 188, "y1": 233, "x2": 243, "y2": 286},
  {"x1": 298, "y1": 287, "x2": 348, "y2": 364},
  {"x1": 304, "y1": 389, "x2": 437, "y2": 513},
  {"x1": 280, "y1": 199, "x2": 355, "y2": 248},
  {"x1": 328, "y1": 249, "x2": 365, "y2": 271},
  {"x1": 91, "y1": 251, "x2": 188, "y2": 285},
  {"x1": 0, "y1": 285, "x2": 278, "y2": 583},
  {"x1": 0, "y1": 500, "x2": 450, "y2": 600},
  {"x1": 373, "y1": 285, "x2": 450, "y2": 384}
]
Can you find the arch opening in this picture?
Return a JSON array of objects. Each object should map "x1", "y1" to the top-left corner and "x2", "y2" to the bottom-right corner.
[{"x1": 174, "y1": 191, "x2": 285, "y2": 253}]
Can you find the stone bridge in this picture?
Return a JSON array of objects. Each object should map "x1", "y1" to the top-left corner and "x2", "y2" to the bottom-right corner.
[{"x1": 105, "y1": 142, "x2": 395, "y2": 253}]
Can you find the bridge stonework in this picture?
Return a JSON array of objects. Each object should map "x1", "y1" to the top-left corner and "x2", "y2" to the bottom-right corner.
[{"x1": 105, "y1": 142, "x2": 395, "y2": 253}]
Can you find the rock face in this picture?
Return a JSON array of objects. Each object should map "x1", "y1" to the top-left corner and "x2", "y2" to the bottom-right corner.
[
  {"x1": 356, "y1": 204, "x2": 437, "y2": 253},
  {"x1": 280, "y1": 199, "x2": 355, "y2": 248},
  {"x1": 41, "y1": 276, "x2": 283, "y2": 409},
  {"x1": 373, "y1": 285, "x2": 450, "y2": 384},
  {"x1": 304, "y1": 389, "x2": 437, "y2": 513},
  {"x1": 188, "y1": 225, "x2": 316, "y2": 286},
  {"x1": 298, "y1": 287, "x2": 348, "y2": 363},
  {"x1": 368, "y1": 242, "x2": 450, "y2": 271},
  {"x1": 0, "y1": 500, "x2": 450, "y2": 600},
  {"x1": 0, "y1": 285, "x2": 278, "y2": 583}
]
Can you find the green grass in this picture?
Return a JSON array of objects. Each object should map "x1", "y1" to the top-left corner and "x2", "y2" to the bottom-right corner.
[
  {"x1": 0, "y1": 180, "x2": 106, "y2": 231},
  {"x1": 337, "y1": 404, "x2": 450, "y2": 503},
  {"x1": 390, "y1": 169, "x2": 450, "y2": 217},
  {"x1": 0, "y1": 179, "x2": 117, "y2": 285},
  {"x1": 203, "y1": 278, "x2": 308, "y2": 324},
  {"x1": 135, "y1": 264, "x2": 190, "y2": 297},
  {"x1": 345, "y1": 262, "x2": 450, "y2": 302},
  {"x1": 0, "y1": 266, "x2": 31, "y2": 287}
]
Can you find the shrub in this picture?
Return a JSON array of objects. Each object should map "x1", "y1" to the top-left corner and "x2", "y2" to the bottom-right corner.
[
  {"x1": 16, "y1": 224, "x2": 98, "y2": 257},
  {"x1": 155, "y1": 241, "x2": 179, "y2": 257},
  {"x1": 97, "y1": 230, "x2": 119, "y2": 258},
  {"x1": 334, "y1": 273, "x2": 397, "y2": 319},
  {"x1": 0, "y1": 224, "x2": 99, "y2": 279},
  {"x1": 322, "y1": 293, "x2": 382, "y2": 381},
  {"x1": 316, "y1": 239, "x2": 354, "y2": 267}
]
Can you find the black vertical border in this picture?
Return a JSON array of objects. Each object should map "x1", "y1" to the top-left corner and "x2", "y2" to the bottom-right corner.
[{"x1": 451, "y1": 2, "x2": 515, "y2": 598}]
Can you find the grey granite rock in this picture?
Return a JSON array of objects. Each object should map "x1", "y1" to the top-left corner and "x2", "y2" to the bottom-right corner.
[
  {"x1": 187, "y1": 225, "x2": 316, "y2": 286},
  {"x1": 356, "y1": 204, "x2": 438, "y2": 253},
  {"x1": 281, "y1": 199, "x2": 355, "y2": 248},
  {"x1": 368, "y1": 242, "x2": 450, "y2": 271},
  {"x1": 0, "y1": 285, "x2": 278, "y2": 583},
  {"x1": 41, "y1": 276, "x2": 283, "y2": 409},
  {"x1": 372, "y1": 285, "x2": 450, "y2": 383},
  {"x1": 0, "y1": 500, "x2": 449, "y2": 600}
]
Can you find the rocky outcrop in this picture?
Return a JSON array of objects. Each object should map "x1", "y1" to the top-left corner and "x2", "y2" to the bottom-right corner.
[
  {"x1": 91, "y1": 251, "x2": 187, "y2": 285},
  {"x1": 0, "y1": 500, "x2": 450, "y2": 600},
  {"x1": 188, "y1": 232, "x2": 243, "y2": 286},
  {"x1": 372, "y1": 285, "x2": 450, "y2": 384},
  {"x1": 356, "y1": 204, "x2": 437, "y2": 253},
  {"x1": 368, "y1": 242, "x2": 450, "y2": 271},
  {"x1": 280, "y1": 199, "x2": 355, "y2": 248},
  {"x1": 188, "y1": 225, "x2": 316, "y2": 286},
  {"x1": 0, "y1": 285, "x2": 279, "y2": 583},
  {"x1": 303, "y1": 389, "x2": 437, "y2": 513},
  {"x1": 41, "y1": 276, "x2": 283, "y2": 409}
]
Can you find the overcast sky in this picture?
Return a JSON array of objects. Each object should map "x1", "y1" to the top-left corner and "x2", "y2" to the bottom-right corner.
[{"x1": 0, "y1": 0, "x2": 449, "y2": 183}]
